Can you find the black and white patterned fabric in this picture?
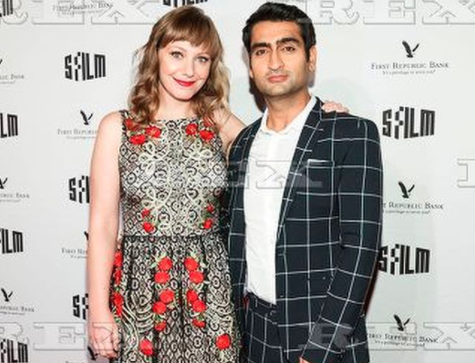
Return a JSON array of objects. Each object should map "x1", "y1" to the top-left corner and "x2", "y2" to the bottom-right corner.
[{"x1": 112, "y1": 111, "x2": 240, "y2": 363}]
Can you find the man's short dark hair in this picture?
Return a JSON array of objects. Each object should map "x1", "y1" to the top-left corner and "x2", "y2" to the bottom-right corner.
[{"x1": 242, "y1": 2, "x2": 316, "y2": 59}]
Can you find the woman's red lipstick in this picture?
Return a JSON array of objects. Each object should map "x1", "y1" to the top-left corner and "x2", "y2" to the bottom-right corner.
[{"x1": 174, "y1": 78, "x2": 196, "y2": 87}]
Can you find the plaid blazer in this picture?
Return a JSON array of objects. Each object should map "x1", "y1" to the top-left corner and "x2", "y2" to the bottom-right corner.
[{"x1": 227, "y1": 97, "x2": 383, "y2": 363}]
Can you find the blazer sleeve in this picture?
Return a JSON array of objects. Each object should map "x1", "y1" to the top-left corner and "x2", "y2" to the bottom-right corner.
[{"x1": 301, "y1": 119, "x2": 383, "y2": 363}]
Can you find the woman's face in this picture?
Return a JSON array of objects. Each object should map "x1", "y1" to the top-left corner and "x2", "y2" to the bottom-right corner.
[{"x1": 157, "y1": 40, "x2": 212, "y2": 104}]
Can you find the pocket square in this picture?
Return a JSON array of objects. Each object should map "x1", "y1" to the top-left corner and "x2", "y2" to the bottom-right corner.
[{"x1": 306, "y1": 159, "x2": 334, "y2": 166}]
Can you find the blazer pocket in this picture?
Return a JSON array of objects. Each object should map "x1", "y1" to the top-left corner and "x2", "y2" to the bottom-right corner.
[{"x1": 306, "y1": 159, "x2": 335, "y2": 168}]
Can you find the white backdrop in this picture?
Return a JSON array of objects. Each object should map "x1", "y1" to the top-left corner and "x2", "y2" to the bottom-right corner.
[{"x1": 1, "y1": 1, "x2": 475, "y2": 363}]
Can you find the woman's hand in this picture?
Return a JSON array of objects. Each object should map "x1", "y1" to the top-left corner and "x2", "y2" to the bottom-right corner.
[
  {"x1": 88, "y1": 308, "x2": 120, "y2": 359},
  {"x1": 322, "y1": 100, "x2": 349, "y2": 113}
]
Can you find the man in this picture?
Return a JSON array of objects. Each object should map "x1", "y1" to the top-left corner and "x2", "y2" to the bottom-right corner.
[{"x1": 227, "y1": 3, "x2": 383, "y2": 363}]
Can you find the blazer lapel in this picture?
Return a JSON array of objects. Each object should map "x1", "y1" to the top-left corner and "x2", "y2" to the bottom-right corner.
[
  {"x1": 229, "y1": 120, "x2": 261, "y2": 240},
  {"x1": 275, "y1": 98, "x2": 325, "y2": 242}
]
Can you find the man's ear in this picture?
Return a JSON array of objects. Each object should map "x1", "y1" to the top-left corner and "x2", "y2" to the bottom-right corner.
[
  {"x1": 249, "y1": 61, "x2": 255, "y2": 80},
  {"x1": 308, "y1": 46, "x2": 317, "y2": 72}
]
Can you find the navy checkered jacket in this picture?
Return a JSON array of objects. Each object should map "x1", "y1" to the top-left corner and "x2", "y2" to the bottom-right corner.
[{"x1": 227, "y1": 97, "x2": 383, "y2": 363}]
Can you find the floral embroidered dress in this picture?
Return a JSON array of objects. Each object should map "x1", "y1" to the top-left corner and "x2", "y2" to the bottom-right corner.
[{"x1": 110, "y1": 110, "x2": 240, "y2": 363}]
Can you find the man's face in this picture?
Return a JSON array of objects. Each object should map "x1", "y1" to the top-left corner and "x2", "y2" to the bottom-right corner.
[{"x1": 248, "y1": 21, "x2": 316, "y2": 99}]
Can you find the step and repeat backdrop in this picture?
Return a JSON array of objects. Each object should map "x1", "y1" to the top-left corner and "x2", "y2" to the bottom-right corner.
[{"x1": 1, "y1": 1, "x2": 474, "y2": 362}]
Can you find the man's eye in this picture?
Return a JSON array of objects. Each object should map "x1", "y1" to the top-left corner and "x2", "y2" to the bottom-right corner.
[
  {"x1": 254, "y1": 49, "x2": 267, "y2": 56},
  {"x1": 170, "y1": 51, "x2": 183, "y2": 59},
  {"x1": 282, "y1": 46, "x2": 295, "y2": 52}
]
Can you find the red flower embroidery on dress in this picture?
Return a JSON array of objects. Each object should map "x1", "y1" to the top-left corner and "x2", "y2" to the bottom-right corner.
[
  {"x1": 125, "y1": 113, "x2": 162, "y2": 146},
  {"x1": 154, "y1": 271, "x2": 170, "y2": 284},
  {"x1": 159, "y1": 289, "x2": 175, "y2": 305},
  {"x1": 184, "y1": 253, "x2": 207, "y2": 328},
  {"x1": 154, "y1": 321, "x2": 167, "y2": 332},
  {"x1": 199, "y1": 129, "x2": 215, "y2": 143},
  {"x1": 192, "y1": 299, "x2": 206, "y2": 313},
  {"x1": 158, "y1": 257, "x2": 173, "y2": 271},
  {"x1": 203, "y1": 218, "x2": 213, "y2": 229},
  {"x1": 141, "y1": 209, "x2": 151, "y2": 218},
  {"x1": 124, "y1": 118, "x2": 140, "y2": 131},
  {"x1": 186, "y1": 289, "x2": 199, "y2": 303},
  {"x1": 139, "y1": 339, "x2": 154, "y2": 356},
  {"x1": 113, "y1": 269, "x2": 122, "y2": 285},
  {"x1": 186, "y1": 123, "x2": 199, "y2": 136},
  {"x1": 145, "y1": 126, "x2": 161, "y2": 138},
  {"x1": 113, "y1": 251, "x2": 123, "y2": 267},
  {"x1": 113, "y1": 292, "x2": 124, "y2": 318},
  {"x1": 189, "y1": 270, "x2": 204, "y2": 284},
  {"x1": 216, "y1": 334, "x2": 231, "y2": 350},
  {"x1": 152, "y1": 301, "x2": 167, "y2": 315},
  {"x1": 206, "y1": 204, "x2": 215, "y2": 213},
  {"x1": 184, "y1": 257, "x2": 199, "y2": 271},
  {"x1": 200, "y1": 199, "x2": 217, "y2": 230},
  {"x1": 143, "y1": 222, "x2": 155, "y2": 234},
  {"x1": 140, "y1": 208, "x2": 157, "y2": 234},
  {"x1": 192, "y1": 318, "x2": 206, "y2": 328},
  {"x1": 130, "y1": 134, "x2": 147, "y2": 145}
]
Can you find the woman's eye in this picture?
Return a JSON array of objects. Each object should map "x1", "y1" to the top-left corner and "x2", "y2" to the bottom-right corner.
[
  {"x1": 197, "y1": 56, "x2": 210, "y2": 63},
  {"x1": 170, "y1": 51, "x2": 183, "y2": 59}
]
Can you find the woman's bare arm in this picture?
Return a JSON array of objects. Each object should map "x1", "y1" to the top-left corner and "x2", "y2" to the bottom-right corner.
[{"x1": 87, "y1": 111, "x2": 122, "y2": 358}]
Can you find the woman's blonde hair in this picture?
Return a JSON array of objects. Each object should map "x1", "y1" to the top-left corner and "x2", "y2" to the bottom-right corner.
[{"x1": 128, "y1": 6, "x2": 229, "y2": 125}]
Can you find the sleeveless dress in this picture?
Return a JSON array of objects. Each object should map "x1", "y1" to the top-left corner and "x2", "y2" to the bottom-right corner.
[{"x1": 109, "y1": 110, "x2": 240, "y2": 363}]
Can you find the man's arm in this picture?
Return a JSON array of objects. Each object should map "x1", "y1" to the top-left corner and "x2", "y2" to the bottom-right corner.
[{"x1": 301, "y1": 119, "x2": 383, "y2": 363}]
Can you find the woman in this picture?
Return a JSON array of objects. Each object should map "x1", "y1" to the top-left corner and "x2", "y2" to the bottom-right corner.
[
  {"x1": 87, "y1": 6, "x2": 346, "y2": 363},
  {"x1": 87, "y1": 6, "x2": 243, "y2": 363}
]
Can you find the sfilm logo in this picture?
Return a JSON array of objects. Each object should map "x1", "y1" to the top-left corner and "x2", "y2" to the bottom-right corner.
[
  {"x1": 72, "y1": 293, "x2": 88, "y2": 320},
  {"x1": 0, "y1": 228, "x2": 24, "y2": 255},
  {"x1": 382, "y1": 107, "x2": 435, "y2": 139},
  {"x1": 65, "y1": 52, "x2": 106, "y2": 81},
  {"x1": 0, "y1": 113, "x2": 18, "y2": 139},
  {"x1": 162, "y1": 0, "x2": 208, "y2": 7},
  {"x1": 69, "y1": 176, "x2": 90, "y2": 204},
  {"x1": 0, "y1": 0, "x2": 14, "y2": 18},
  {"x1": 0, "y1": 338, "x2": 28, "y2": 363},
  {"x1": 379, "y1": 243, "x2": 431, "y2": 275}
]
